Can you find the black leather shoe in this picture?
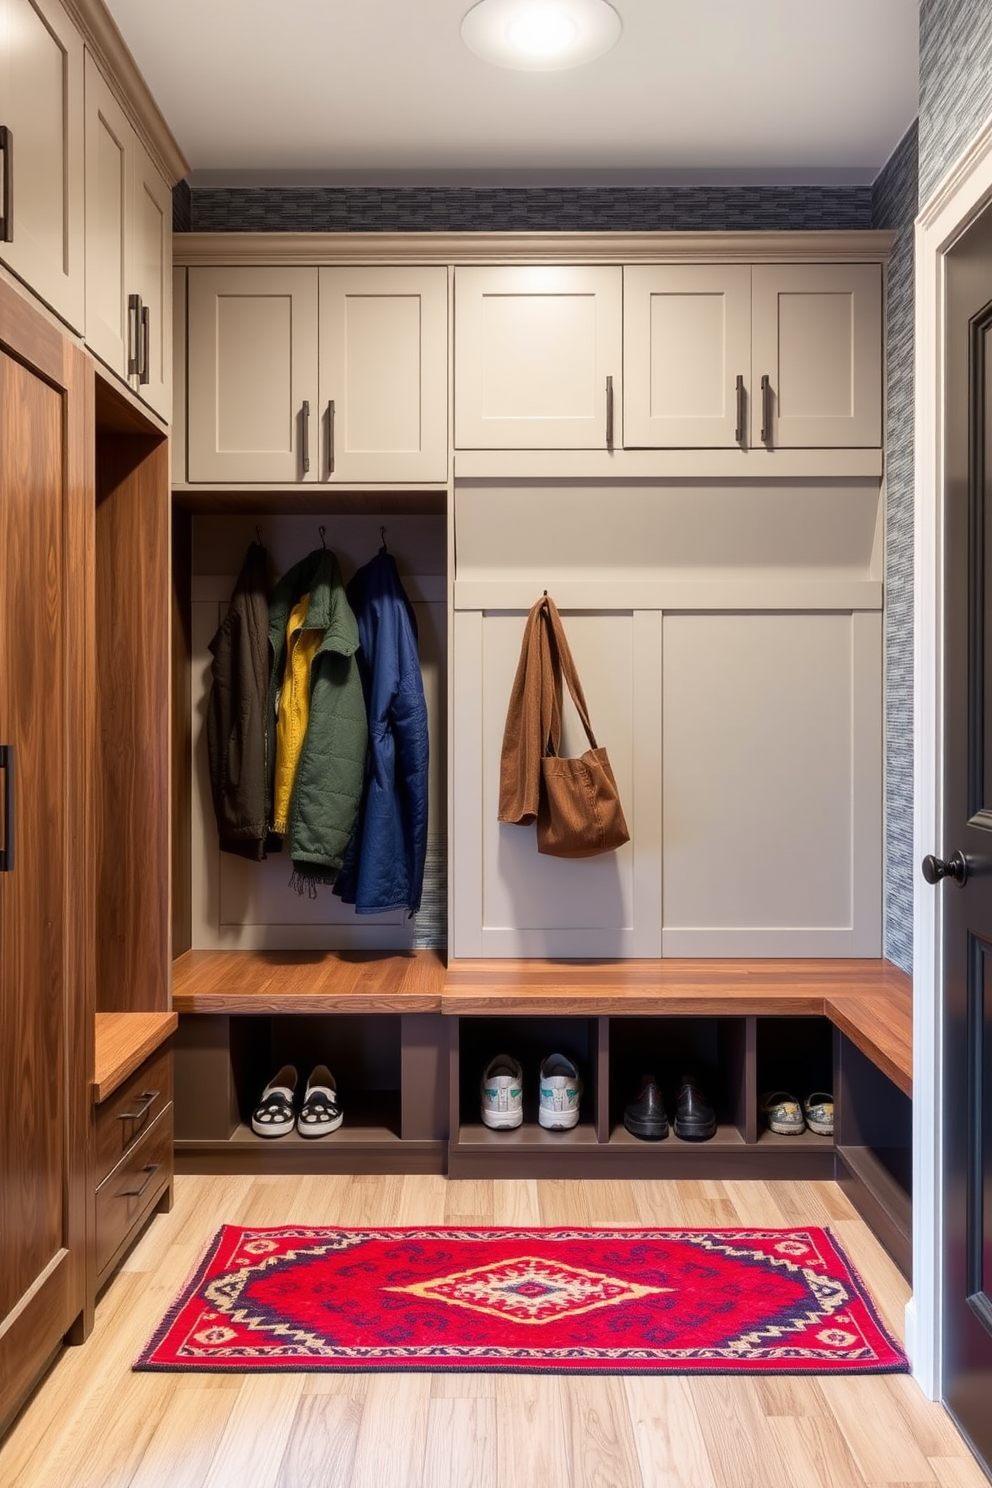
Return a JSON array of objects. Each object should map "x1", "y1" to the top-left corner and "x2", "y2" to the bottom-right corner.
[
  {"x1": 673, "y1": 1074, "x2": 717, "y2": 1141},
  {"x1": 623, "y1": 1075, "x2": 669, "y2": 1140}
]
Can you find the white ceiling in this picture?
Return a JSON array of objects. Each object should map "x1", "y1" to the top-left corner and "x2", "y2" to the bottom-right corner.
[{"x1": 103, "y1": 0, "x2": 920, "y2": 186}]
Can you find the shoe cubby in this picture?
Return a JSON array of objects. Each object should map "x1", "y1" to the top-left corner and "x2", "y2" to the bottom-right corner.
[
  {"x1": 173, "y1": 1005, "x2": 448, "y2": 1175},
  {"x1": 834, "y1": 1030, "x2": 912, "y2": 1277},
  {"x1": 449, "y1": 1015, "x2": 600, "y2": 1175},
  {"x1": 754, "y1": 1016, "x2": 835, "y2": 1145},
  {"x1": 607, "y1": 1016, "x2": 747, "y2": 1149}
]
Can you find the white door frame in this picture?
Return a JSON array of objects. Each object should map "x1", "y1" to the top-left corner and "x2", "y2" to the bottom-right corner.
[{"x1": 913, "y1": 114, "x2": 992, "y2": 1400}]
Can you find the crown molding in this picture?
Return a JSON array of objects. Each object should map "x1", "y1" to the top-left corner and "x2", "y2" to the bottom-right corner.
[
  {"x1": 173, "y1": 229, "x2": 895, "y2": 268},
  {"x1": 62, "y1": 0, "x2": 189, "y2": 185}
]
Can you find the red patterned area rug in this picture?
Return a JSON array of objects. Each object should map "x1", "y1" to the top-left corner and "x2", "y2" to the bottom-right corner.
[{"x1": 134, "y1": 1225, "x2": 908, "y2": 1376}]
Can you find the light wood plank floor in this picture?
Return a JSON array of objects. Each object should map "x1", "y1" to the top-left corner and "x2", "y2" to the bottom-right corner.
[{"x1": 0, "y1": 1175, "x2": 986, "y2": 1488}]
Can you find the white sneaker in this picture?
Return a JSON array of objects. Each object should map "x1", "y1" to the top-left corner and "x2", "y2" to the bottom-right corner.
[
  {"x1": 480, "y1": 1054, "x2": 524, "y2": 1129},
  {"x1": 538, "y1": 1054, "x2": 583, "y2": 1130}
]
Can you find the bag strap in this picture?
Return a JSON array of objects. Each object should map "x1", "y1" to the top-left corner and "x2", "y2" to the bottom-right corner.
[{"x1": 540, "y1": 596, "x2": 598, "y2": 757}]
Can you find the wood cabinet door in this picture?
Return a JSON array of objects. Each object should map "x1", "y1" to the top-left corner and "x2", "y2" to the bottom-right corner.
[
  {"x1": 0, "y1": 344, "x2": 73, "y2": 1421},
  {"x1": 187, "y1": 266, "x2": 319, "y2": 483},
  {"x1": 454, "y1": 265, "x2": 622, "y2": 449},
  {"x1": 0, "y1": 0, "x2": 84, "y2": 331},
  {"x1": 751, "y1": 263, "x2": 882, "y2": 448},
  {"x1": 83, "y1": 53, "x2": 130, "y2": 381},
  {"x1": 130, "y1": 141, "x2": 172, "y2": 423},
  {"x1": 623, "y1": 265, "x2": 751, "y2": 447},
  {"x1": 318, "y1": 266, "x2": 447, "y2": 482}
]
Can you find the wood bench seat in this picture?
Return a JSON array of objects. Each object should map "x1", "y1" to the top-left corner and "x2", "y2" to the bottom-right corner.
[{"x1": 170, "y1": 952, "x2": 911, "y2": 1096}]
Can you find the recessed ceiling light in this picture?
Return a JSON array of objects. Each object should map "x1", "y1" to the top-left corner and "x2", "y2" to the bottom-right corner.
[{"x1": 461, "y1": 0, "x2": 622, "y2": 72}]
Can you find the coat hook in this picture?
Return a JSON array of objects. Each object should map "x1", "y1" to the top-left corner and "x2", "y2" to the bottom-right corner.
[
  {"x1": 255, "y1": 525, "x2": 263, "y2": 546},
  {"x1": 380, "y1": 525, "x2": 388, "y2": 551},
  {"x1": 319, "y1": 525, "x2": 327, "y2": 549}
]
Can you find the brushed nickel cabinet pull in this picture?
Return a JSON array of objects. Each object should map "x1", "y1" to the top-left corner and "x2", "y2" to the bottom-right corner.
[
  {"x1": 328, "y1": 399, "x2": 335, "y2": 476},
  {"x1": 139, "y1": 305, "x2": 150, "y2": 385},
  {"x1": 760, "y1": 373, "x2": 771, "y2": 445},
  {"x1": 0, "y1": 744, "x2": 13, "y2": 872},
  {"x1": 302, "y1": 399, "x2": 310, "y2": 474},
  {"x1": 115, "y1": 1090, "x2": 159, "y2": 1121},
  {"x1": 0, "y1": 127, "x2": 12, "y2": 242},
  {"x1": 735, "y1": 374, "x2": 745, "y2": 445},
  {"x1": 119, "y1": 1163, "x2": 161, "y2": 1200},
  {"x1": 127, "y1": 294, "x2": 142, "y2": 378},
  {"x1": 606, "y1": 375, "x2": 614, "y2": 449}
]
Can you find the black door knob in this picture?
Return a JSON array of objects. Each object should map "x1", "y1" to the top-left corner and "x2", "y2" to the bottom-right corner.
[{"x1": 922, "y1": 851, "x2": 969, "y2": 886}]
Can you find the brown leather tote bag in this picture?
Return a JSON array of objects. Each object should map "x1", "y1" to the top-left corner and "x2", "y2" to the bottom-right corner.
[{"x1": 535, "y1": 598, "x2": 630, "y2": 859}]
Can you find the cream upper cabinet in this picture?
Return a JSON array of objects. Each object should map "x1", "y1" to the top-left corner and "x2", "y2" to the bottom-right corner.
[
  {"x1": 0, "y1": 0, "x2": 84, "y2": 330},
  {"x1": 317, "y1": 266, "x2": 448, "y2": 483},
  {"x1": 623, "y1": 265, "x2": 751, "y2": 448},
  {"x1": 454, "y1": 265, "x2": 622, "y2": 449},
  {"x1": 187, "y1": 266, "x2": 319, "y2": 484},
  {"x1": 186, "y1": 264, "x2": 447, "y2": 484},
  {"x1": 624, "y1": 261, "x2": 882, "y2": 450},
  {"x1": 751, "y1": 263, "x2": 881, "y2": 449},
  {"x1": 84, "y1": 54, "x2": 172, "y2": 421}
]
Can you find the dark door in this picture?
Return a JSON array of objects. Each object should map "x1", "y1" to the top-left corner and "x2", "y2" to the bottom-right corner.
[
  {"x1": 936, "y1": 206, "x2": 992, "y2": 1472},
  {"x1": 0, "y1": 341, "x2": 71, "y2": 1423}
]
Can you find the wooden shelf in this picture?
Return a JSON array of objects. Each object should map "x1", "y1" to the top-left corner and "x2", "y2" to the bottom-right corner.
[
  {"x1": 171, "y1": 948, "x2": 446, "y2": 1014},
  {"x1": 93, "y1": 1011, "x2": 178, "y2": 1102},
  {"x1": 445, "y1": 958, "x2": 912, "y2": 1094}
]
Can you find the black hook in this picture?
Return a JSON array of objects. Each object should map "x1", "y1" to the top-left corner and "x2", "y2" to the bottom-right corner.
[
  {"x1": 255, "y1": 525, "x2": 263, "y2": 547},
  {"x1": 380, "y1": 525, "x2": 388, "y2": 551},
  {"x1": 319, "y1": 525, "x2": 327, "y2": 549}
]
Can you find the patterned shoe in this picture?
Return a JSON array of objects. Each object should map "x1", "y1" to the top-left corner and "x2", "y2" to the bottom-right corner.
[
  {"x1": 538, "y1": 1054, "x2": 583, "y2": 1131},
  {"x1": 480, "y1": 1054, "x2": 524, "y2": 1129},
  {"x1": 760, "y1": 1090, "x2": 805, "y2": 1136},
  {"x1": 803, "y1": 1092, "x2": 834, "y2": 1136},
  {"x1": 251, "y1": 1065, "x2": 298, "y2": 1138},
  {"x1": 297, "y1": 1065, "x2": 343, "y2": 1138}
]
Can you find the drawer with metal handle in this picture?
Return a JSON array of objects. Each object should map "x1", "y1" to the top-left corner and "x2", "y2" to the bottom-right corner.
[
  {"x1": 95, "y1": 1100, "x2": 173, "y2": 1281},
  {"x1": 95, "y1": 1044, "x2": 173, "y2": 1187}
]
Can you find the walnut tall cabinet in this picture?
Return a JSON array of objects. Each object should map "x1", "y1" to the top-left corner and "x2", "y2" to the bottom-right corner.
[{"x1": 0, "y1": 0, "x2": 186, "y2": 1436}]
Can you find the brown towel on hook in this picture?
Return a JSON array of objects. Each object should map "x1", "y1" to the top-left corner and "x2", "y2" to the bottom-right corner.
[{"x1": 497, "y1": 594, "x2": 561, "y2": 825}]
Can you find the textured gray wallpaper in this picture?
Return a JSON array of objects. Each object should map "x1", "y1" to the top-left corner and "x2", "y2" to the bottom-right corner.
[
  {"x1": 178, "y1": 183, "x2": 872, "y2": 234},
  {"x1": 920, "y1": 0, "x2": 992, "y2": 204},
  {"x1": 873, "y1": 122, "x2": 919, "y2": 975}
]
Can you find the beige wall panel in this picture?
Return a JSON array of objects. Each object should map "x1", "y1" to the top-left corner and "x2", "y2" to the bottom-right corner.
[
  {"x1": 0, "y1": 0, "x2": 84, "y2": 329},
  {"x1": 452, "y1": 607, "x2": 661, "y2": 958},
  {"x1": 131, "y1": 144, "x2": 172, "y2": 421},
  {"x1": 751, "y1": 263, "x2": 881, "y2": 448},
  {"x1": 661, "y1": 610, "x2": 878, "y2": 955},
  {"x1": 623, "y1": 265, "x2": 751, "y2": 447},
  {"x1": 189, "y1": 514, "x2": 446, "y2": 951},
  {"x1": 454, "y1": 265, "x2": 622, "y2": 449},
  {"x1": 453, "y1": 481, "x2": 881, "y2": 583},
  {"x1": 187, "y1": 266, "x2": 318, "y2": 483},
  {"x1": 83, "y1": 53, "x2": 129, "y2": 376},
  {"x1": 318, "y1": 266, "x2": 448, "y2": 482}
]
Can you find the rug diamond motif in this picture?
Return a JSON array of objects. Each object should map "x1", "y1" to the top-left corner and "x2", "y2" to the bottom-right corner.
[{"x1": 387, "y1": 1253, "x2": 669, "y2": 1325}]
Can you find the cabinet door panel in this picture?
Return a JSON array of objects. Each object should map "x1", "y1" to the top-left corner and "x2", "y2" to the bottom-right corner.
[
  {"x1": 0, "y1": 0, "x2": 84, "y2": 330},
  {"x1": 318, "y1": 266, "x2": 447, "y2": 482},
  {"x1": 623, "y1": 265, "x2": 751, "y2": 447},
  {"x1": 751, "y1": 264, "x2": 881, "y2": 448},
  {"x1": 187, "y1": 267, "x2": 318, "y2": 483},
  {"x1": 84, "y1": 54, "x2": 130, "y2": 379},
  {"x1": 661, "y1": 610, "x2": 881, "y2": 955},
  {"x1": 455, "y1": 265, "x2": 621, "y2": 449},
  {"x1": 131, "y1": 145, "x2": 172, "y2": 421},
  {"x1": 0, "y1": 349, "x2": 68, "y2": 1328}
]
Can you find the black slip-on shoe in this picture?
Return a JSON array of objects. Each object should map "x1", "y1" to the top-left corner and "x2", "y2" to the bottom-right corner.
[
  {"x1": 623, "y1": 1074, "x2": 669, "y2": 1140},
  {"x1": 673, "y1": 1074, "x2": 717, "y2": 1141}
]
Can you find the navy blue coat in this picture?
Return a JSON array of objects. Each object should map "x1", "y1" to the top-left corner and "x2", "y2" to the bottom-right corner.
[{"x1": 334, "y1": 548, "x2": 429, "y2": 915}]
